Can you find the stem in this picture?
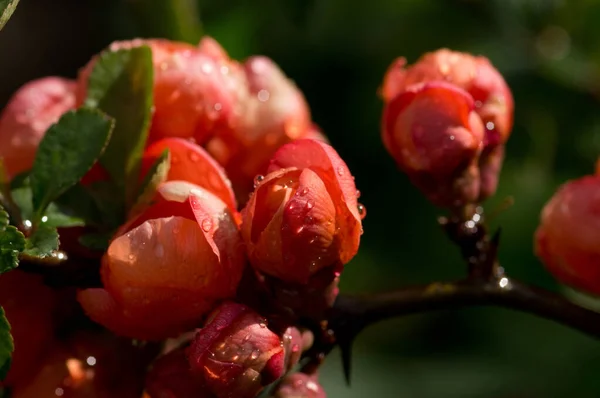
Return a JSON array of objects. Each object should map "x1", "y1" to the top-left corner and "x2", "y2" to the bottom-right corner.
[{"x1": 331, "y1": 277, "x2": 600, "y2": 341}]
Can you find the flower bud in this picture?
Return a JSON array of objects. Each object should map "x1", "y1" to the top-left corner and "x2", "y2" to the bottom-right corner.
[
  {"x1": 535, "y1": 176, "x2": 600, "y2": 296},
  {"x1": 241, "y1": 139, "x2": 362, "y2": 284},
  {"x1": 206, "y1": 56, "x2": 316, "y2": 199},
  {"x1": 382, "y1": 81, "x2": 484, "y2": 207},
  {"x1": 78, "y1": 182, "x2": 245, "y2": 340},
  {"x1": 0, "y1": 271, "x2": 58, "y2": 387},
  {"x1": 0, "y1": 77, "x2": 76, "y2": 179},
  {"x1": 146, "y1": 349, "x2": 211, "y2": 398},
  {"x1": 141, "y1": 137, "x2": 237, "y2": 210},
  {"x1": 381, "y1": 49, "x2": 513, "y2": 145},
  {"x1": 76, "y1": 38, "x2": 246, "y2": 144},
  {"x1": 187, "y1": 302, "x2": 285, "y2": 398},
  {"x1": 273, "y1": 373, "x2": 326, "y2": 398}
]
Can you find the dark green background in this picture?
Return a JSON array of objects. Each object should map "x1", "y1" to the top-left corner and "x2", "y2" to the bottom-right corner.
[{"x1": 1, "y1": 1, "x2": 599, "y2": 397}]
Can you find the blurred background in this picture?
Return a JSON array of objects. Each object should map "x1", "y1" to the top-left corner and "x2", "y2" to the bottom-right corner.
[{"x1": 1, "y1": 0, "x2": 599, "y2": 397}]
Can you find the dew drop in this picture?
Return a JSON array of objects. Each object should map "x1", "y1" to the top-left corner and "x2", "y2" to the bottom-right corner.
[
  {"x1": 299, "y1": 188, "x2": 309, "y2": 196},
  {"x1": 295, "y1": 226, "x2": 304, "y2": 234},
  {"x1": 357, "y1": 203, "x2": 367, "y2": 219},
  {"x1": 128, "y1": 254, "x2": 135, "y2": 261},
  {"x1": 231, "y1": 355, "x2": 239, "y2": 361},
  {"x1": 305, "y1": 200, "x2": 314, "y2": 210},
  {"x1": 214, "y1": 102, "x2": 222, "y2": 111},
  {"x1": 356, "y1": 189, "x2": 361, "y2": 198},
  {"x1": 41, "y1": 215, "x2": 48, "y2": 223},
  {"x1": 250, "y1": 350, "x2": 260, "y2": 360},
  {"x1": 336, "y1": 166, "x2": 345, "y2": 177},
  {"x1": 486, "y1": 121, "x2": 495, "y2": 131},
  {"x1": 259, "y1": 322, "x2": 267, "y2": 329},
  {"x1": 201, "y1": 218, "x2": 213, "y2": 232},
  {"x1": 201, "y1": 63, "x2": 214, "y2": 74},
  {"x1": 257, "y1": 89, "x2": 270, "y2": 102},
  {"x1": 86, "y1": 356, "x2": 96, "y2": 366},
  {"x1": 55, "y1": 387, "x2": 65, "y2": 396},
  {"x1": 253, "y1": 175, "x2": 265, "y2": 188},
  {"x1": 243, "y1": 335, "x2": 251, "y2": 342},
  {"x1": 291, "y1": 344, "x2": 300, "y2": 353},
  {"x1": 188, "y1": 151, "x2": 200, "y2": 162}
]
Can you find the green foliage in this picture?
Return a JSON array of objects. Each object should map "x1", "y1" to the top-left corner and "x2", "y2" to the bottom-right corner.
[
  {"x1": 0, "y1": 307, "x2": 12, "y2": 381},
  {"x1": 129, "y1": 148, "x2": 170, "y2": 218},
  {"x1": 0, "y1": 0, "x2": 19, "y2": 31},
  {"x1": 84, "y1": 46, "x2": 154, "y2": 206},
  {"x1": 128, "y1": 0, "x2": 202, "y2": 43},
  {"x1": 30, "y1": 109, "x2": 114, "y2": 224},
  {"x1": 0, "y1": 205, "x2": 24, "y2": 274},
  {"x1": 23, "y1": 225, "x2": 59, "y2": 258}
]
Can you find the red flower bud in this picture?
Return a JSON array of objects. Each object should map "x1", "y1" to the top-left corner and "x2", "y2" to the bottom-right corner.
[
  {"x1": 78, "y1": 183, "x2": 245, "y2": 340},
  {"x1": 146, "y1": 349, "x2": 211, "y2": 398},
  {"x1": 273, "y1": 373, "x2": 326, "y2": 398},
  {"x1": 0, "y1": 271, "x2": 59, "y2": 387},
  {"x1": 141, "y1": 137, "x2": 237, "y2": 210},
  {"x1": 0, "y1": 77, "x2": 76, "y2": 179},
  {"x1": 241, "y1": 139, "x2": 362, "y2": 284},
  {"x1": 535, "y1": 176, "x2": 600, "y2": 296},
  {"x1": 76, "y1": 38, "x2": 246, "y2": 144},
  {"x1": 382, "y1": 81, "x2": 484, "y2": 207},
  {"x1": 206, "y1": 56, "x2": 316, "y2": 199},
  {"x1": 187, "y1": 302, "x2": 285, "y2": 398},
  {"x1": 381, "y1": 49, "x2": 513, "y2": 145}
]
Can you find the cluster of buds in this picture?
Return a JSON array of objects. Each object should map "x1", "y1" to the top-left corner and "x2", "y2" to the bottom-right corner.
[
  {"x1": 0, "y1": 35, "x2": 363, "y2": 397},
  {"x1": 380, "y1": 49, "x2": 514, "y2": 209}
]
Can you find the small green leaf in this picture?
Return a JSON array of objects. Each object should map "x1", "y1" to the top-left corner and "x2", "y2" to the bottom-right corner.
[
  {"x1": 30, "y1": 109, "x2": 114, "y2": 222},
  {"x1": 0, "y1": 0, "x2": 19, "y2": 31},
  {"x1": 0, "y1": 225, "x2": 25, "y2": 274},
  {"x1": 78, "y1": 232, "x2": 112, "y2": 251},
  {"x1": 85, "y1": 46, "x2": 154, "y2": 205},
  {"x1": 0, "y1": 307, "x2": 13, "y2": 381},
  {"x1": 129, "y1": 149, "x2": 170, "y2": 218},
  {"x1": 0, "y1": 206, "x2": 7, "y2": 230},
  {"x1": 23, "y1": 225, "x2": 59, "y2": 258}
]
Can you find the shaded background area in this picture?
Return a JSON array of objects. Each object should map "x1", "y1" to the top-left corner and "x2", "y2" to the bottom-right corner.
[{"x1": 1, "y1": 0, "x2": 599, "y2": 397}]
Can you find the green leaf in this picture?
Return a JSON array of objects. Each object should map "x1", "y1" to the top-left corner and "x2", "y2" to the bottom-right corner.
[
  {"x1": 0, "y1": 206, "x2": 7, "y2": 230},
  {"x1": 84, "y1": 46, "x2": 154, "y2": 206},
  {"x1": 0, "y1": 225, "x2": 25, "y2": 274},
  {"x1": 0, "y1": 307, "x2": 13, "y2": 381},
  {"x1": 128, "y1": 0, "x2": 202, "y2": 44},
  {"x1": 23, "y1": 225, "x2": 59, "y2": 258},
  {"x1": 12, "y1": 186, "x2": 85, "y2": 229},
  {"x1": 0, "y1": 0, "x2": 19, "y2": 31},
  {"x1": 29, "y1": 109, "x2": 114, "y2": 223},
  {"x1": 129, "y1": 149, "x2": 170, "y2": 218}
]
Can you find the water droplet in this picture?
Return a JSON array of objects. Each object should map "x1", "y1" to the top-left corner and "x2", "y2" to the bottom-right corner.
[
  {"x1": 201, "y1": 218, "x2": 213, "y2": 232},
  {"x1": 257, "y1": 89, "x2": 270, "y2": 102},
  {"x1": 449, "y1": 135, "x2": 455, "y2": 141},
  {"x1": 336, "y1": 166, "x2": 345, "y2": 177},
  {"x1": 23, "y1": 219, "x2": 32, "y2": 229},
  {"x1": 253, "y1": 175, "x2": 264, "y2": 188},
  {"x1": 250, "y1": 350, "x2": 260, "y2": 360},
  {"x1": 55, "y1": 387, "x2": 65, "y2": 396},
  {"x1": 243, "y1": 335, "x2": 251, "y2": 342},
  {"x1": 357, "y1": 203, "x2": 367, "y2": 219},
  {"x1": 154, "y1": 244, "x2": 164, "y2": 258},
  {"x1": 356, "y1": 190, "x2": 361, "y2": 198},
  {"x1": 128, "y1": 254, "x2": 135, "y2": 261},
  {"x1": 360, "y1": 228, "x2": 364, "y2": 235},
  {"x1": 486, "y1": 121, "x2": 495, "y2": 131},
  {"x1": 474, "y1": 100, "x2": 483, "y2": 108},
  {"x1": 231, "y1": 355, "x2": 239, "y2": 361},
  {"x1": 188, "y1": 151, "x2": 200, "y2": 162},
  {"x1": 201, "y1": 63, "x2": 214, "y2": 74},
  {"x1": 41, "y1": 215, "x2": 48, "y2": 223},
  {"x1": 86, "y1": 356, "x2": 96, "y2": 366},
  {"x1": 291, "y1": 344, "x2": 300, "y2": 353},
  {"x1": 299, "y1": 188, "x2": 309, "y2": 196},
  {"x1": 295, "y1": 226, "x2": 304, "y2": 234},
  {"x1": 309, "y1": 237, "x2": 316, "y2": 244},
  {"x1": 214, "y1": 102, "x2": 222, "y2": 111},
  {"x1": 259, "y1": 322, "x2": 267, "y2": 328}
]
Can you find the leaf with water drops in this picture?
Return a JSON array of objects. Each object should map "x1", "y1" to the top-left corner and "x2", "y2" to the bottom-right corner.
[
  {"x1": 129, "y1": 148, "x2": 170, "y2": 219},
  {"x1": 0, "y1": 205, "x2": 25, "y2": 274},
  {"x1": 0, "y1": 306, "x2": 13, "y2": 381},
  {"x1": 0, "y1": 0, "x2": 19, "y2": 31},
  {"x1": 30, "y1": 109, "x2": 114, "y2": 223},
  {"x1": 85, "y1": 46, "x2": 154, "y2": 205},
  {"x1": 23, "y1": 225, "x2": 59, "y2": 258}
]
